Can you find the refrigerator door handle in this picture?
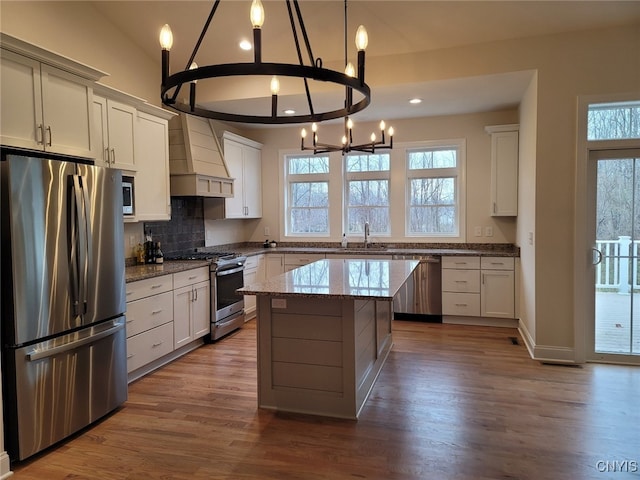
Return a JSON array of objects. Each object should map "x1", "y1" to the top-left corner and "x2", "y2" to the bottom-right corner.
[
  {"x1": 25, "y1": 320, "x2": 125, "y2": 362},
  {"x1": 73, "y1": 175, "x2": 92, "y2": 316},
  {"x1": 70, "y1": 175, "x2": 83, "y2": 316}
]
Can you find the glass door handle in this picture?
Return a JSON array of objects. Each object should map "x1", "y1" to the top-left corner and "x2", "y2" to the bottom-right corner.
[{"x1": 592, "y1": 248, "x2": 603, "y2": 265}]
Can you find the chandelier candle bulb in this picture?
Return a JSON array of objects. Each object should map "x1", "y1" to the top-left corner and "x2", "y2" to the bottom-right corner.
[
  {"x1": 159, "y1": 24, "x2": 173, "y2": 85},
  {"x1": 270, "y1": 75, "x2": 279, "y2": 117},
  {"x1": 251, "y1": 0, "x2": 264, "y2": 63},
  {"x1": 189, "y1": 62, "x2": 198, "y2": 111}
]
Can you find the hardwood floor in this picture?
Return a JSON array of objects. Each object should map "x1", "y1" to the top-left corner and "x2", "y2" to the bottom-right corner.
[{"x1": 11, "y1": 320, "x2": 639, "y2": 480}]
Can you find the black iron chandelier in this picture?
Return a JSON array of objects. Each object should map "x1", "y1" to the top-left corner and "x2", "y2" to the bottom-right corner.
[{"x1": 159, "y1": 0, "x2": 372, "y2": 124}]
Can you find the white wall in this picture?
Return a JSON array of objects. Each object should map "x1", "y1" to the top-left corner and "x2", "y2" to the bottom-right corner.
[
  {"x1": 517, "y1": 74, "x2": 538, "y2": 345},
  {"x1": 241, "y1": 109, "x2": 520, "y2": 244}
]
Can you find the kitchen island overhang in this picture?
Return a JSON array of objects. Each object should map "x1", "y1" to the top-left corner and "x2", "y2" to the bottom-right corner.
[{"x1": 238, "y1": 258, "x2": 419, "y2": 419}]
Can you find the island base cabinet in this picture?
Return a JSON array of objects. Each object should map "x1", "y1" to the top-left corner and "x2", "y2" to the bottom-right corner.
[{"x1": 256, "y1": 295, "x2": 393, "y2": 420}]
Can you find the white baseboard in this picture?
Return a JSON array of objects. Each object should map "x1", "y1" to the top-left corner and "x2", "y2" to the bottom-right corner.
[
  {"x1": 518, "y1": 319, "x2": 578, "y2": 364},
  {"x1": 442, "y1": 315, "x2": 518, "y2": 328},
  {"x1": 0, "y1": 451, "x2": 13, "y2": 479}
]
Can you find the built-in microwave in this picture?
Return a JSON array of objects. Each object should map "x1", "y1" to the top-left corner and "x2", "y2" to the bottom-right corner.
[{"x1": 122, "y1": 177, "x2": 134, "y2": 216}]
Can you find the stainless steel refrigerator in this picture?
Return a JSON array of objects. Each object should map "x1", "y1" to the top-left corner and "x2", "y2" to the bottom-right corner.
[{"x1": 1, "y1": 150, "x2": 128, "y2": 461}]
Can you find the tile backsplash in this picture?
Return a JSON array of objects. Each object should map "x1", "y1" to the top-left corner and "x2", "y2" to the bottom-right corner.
[{"x1": 144, "y1": 197, "x2": 205, "y2": 256}]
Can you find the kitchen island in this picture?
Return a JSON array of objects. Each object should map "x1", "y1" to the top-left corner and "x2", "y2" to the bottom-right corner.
[{"x1": 238, "y1": 258, "x2": 418, "y2": 419}]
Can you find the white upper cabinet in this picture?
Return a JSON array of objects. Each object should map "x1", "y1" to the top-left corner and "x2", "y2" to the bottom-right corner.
[
  {"x1": 0, "y1": 38, "x2": 102, "y2": 158},
  {"x1": 134, "y1": 106, "x2": 175, "y2": 221},
  {"x1": 223, "y1": 132, "x2": 263, "y2": 219},
  {"x1": 93, "y1": 92, "x2": 137, "y2": 171},
  {"x1": 486, "y1": 124, "x2": 519, "y2": 217}
]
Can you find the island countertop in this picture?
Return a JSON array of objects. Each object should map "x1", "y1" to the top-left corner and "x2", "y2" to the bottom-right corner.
[{"x1": 238, "y1": 258, "x2": 418, "y2": 300}]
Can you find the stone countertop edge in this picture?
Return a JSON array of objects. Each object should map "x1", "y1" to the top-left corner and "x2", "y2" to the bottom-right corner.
[
  {"x1": 125, "y1": 260, "x2": 209, "y2": 283},
  {"x1": 125, "y1": 245, "x2": 519, "y2": 283},
  {"x1": 235, "y1": 245, "x2": 520, "y2": 258}
]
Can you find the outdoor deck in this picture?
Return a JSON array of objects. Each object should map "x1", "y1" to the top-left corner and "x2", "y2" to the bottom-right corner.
[{"x1": 595, "y1": 291, "x2": 640, "y2": 354}]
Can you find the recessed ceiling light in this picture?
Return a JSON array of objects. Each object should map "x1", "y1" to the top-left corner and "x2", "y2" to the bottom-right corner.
[
  {"x1": 409, "y1": 98, "x2": 422, "y2": 105},
  {"x1": 239, "y1": 40, "x2": 252, "y2": 51},
  {"x1": 284, "y1": 109, "x2": 296, "y2": 115}
]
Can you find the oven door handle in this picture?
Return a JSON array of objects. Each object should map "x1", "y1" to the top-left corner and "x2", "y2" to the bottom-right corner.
[{"x1": 216, "y1": 265, "x2": 245, "y2": 276}]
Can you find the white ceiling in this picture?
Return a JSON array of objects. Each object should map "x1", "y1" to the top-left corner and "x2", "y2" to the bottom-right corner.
[{"x1": 92, "y1": 1, "x2": 640, "y2": 125}]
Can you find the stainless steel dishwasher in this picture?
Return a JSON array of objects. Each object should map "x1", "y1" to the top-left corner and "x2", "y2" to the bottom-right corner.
[{"x1": 392, "y1": 255, "x2": 442, "y2": 320}]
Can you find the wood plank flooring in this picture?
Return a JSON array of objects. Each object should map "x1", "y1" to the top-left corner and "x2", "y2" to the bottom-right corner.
[{"x1": 11, "y1": 320, "x2": 640, "y2": 480}]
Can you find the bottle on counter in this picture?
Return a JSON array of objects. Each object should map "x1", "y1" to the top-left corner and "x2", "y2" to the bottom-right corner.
[
  {"x1": 155, "y1": 242, "x2": 164, "y2": 264},
  {"x1": 144, "y1": 229, "x2": 154, "y2": 264},
  {"x1": 341, "y1": 233, "x2": 348, "y2": 248},
  {"x1": 136, "y1": 243, "x2": 145, "y2": 264}
]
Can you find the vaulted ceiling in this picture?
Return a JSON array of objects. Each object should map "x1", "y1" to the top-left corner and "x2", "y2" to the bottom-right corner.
[{"x1": 93, "y1": 1, "x2": 640, "y2": 124}]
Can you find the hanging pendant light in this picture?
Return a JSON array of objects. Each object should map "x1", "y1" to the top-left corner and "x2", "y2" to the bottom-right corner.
[{"x1": 159, "y1": 0, "x2": 371, "y2": 125}]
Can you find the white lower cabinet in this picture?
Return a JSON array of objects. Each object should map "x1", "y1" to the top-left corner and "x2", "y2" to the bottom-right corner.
[
  {"x1": 173, "y1": 267, "x2": 210, "y2": 349},
  {"x1": 441, "y1": 256, "x2": 481, "y2": 316},
  {"x1": 244, "y1": 254, "x2": 265, "y2": 320},
  {"x1": 125, "y1": 275, "x2": 174, "y2": 375},
  {"x1": 480, "y1": 257, "x2": 515, "y2": 318},
  {"x1": 284, "y1": 253, "x2": 325, "y2": 272},
  {"x1": 442, "y1": 256, "x2": 515, "y2": 319},
  {"x1": 265, "y1": 254, "x2": 285, "y2": 278},
  {"x1": 125, "y1": 266, "x2": 210, "y2": 381}
]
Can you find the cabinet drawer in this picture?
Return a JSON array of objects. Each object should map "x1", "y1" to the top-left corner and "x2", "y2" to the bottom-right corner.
[
  {"x1": 173, "y1": 266, "x2": 209, "y2": 289},
  {"x1": 126, "y1": 291, "x2": 173, "y2": 337},
  {"x1": 126, "y1": 322, "x2": 174, "y2": 373},
  {"x1": 442, "y1": 256, "x2": 480, "y2": 270},
  {"x1": 126, "y1": 275, "x2": 173, "y2": 302},
  {"x1": 442, "y1": 269, "x2": 480, "y2": 293},
  {"x1": 442, "y1": 292, "x2": 481, "y2": 316},
  {"x1": 284, "y1": 253, "x2": 325, "y2": 266},
  {"x1": 480, "y1": 257, "x2": 515, "y2": 270},
  {"x1": 245, "y1": 254, "x2": 261, "y2": 270}
]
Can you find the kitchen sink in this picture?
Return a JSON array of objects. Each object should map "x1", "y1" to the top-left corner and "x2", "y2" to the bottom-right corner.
[{"x1": 344, "y1": 245, "x2": 388, "y2": 252}]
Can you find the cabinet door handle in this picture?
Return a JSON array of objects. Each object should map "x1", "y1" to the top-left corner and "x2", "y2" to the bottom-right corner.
[
  {"x1": 36, "y1": 124, "x2": 45, "y2": 145},
  {"x1": 151, "y1": 284, "x2": 163, "y2": 289},
  {"x1": 493, "y1": 202, "x2": 497, "y2": 214},
  {"x1": 188, "y1": 275, "x2": 198, "y2": 280},
  {"x1": 46, "y1": 125, "x2": 52, "y2": 146},
  {"x1": 111, "y1": 148, "x2": 116, "y2": 165},
  {"x1": 455, "y1": 303, "x2": 468, "y2": 307},
  {"x1": 127, "y1": 354, "x2": 135, "y2": 359},
  {"x1": 151, "y1": 309, "x2": 163, "y2": 315},
  {"x1": 152, "y1": 341, "x2": 164, "y2": 348},
  {"x1": 454, "y1": 280, "x2": 467, "y2": 283},
  {"x1": 105, "y1": 147, "x2": 110, "y2": 164}
]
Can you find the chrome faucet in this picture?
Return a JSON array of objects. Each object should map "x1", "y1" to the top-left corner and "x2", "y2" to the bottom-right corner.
[{"x1": 364, "y1": 221, "x2": 370, "y2": 248}]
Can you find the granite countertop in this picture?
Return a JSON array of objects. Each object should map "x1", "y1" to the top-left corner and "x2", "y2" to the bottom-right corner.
[
  {"x1": 125, "y1": 260, "x2": 209, "y2": 283},
  {"x1": 231, "y1": 244, "x2": 519, "y2": 258},
  {"x1": 238, "y1": 258, "x2": 419, "y2": 300},
  {"x1": 125, "y1": 243, "x2": 518, "y2": 283}
]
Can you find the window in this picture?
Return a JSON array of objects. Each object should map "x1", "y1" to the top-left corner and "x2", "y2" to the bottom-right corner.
[
  {"x1": 345, "y1": 153, "x2": 390, "y2": 235},
  {"x1": 588, "y1": 101, "x2": 640, "y2": 140},
  {"x1": 285, "y1": 155, "x2": 330, "y2": 235},
  {"x1": 406, "y1": 144, "x2": 462, "y2": 236}
]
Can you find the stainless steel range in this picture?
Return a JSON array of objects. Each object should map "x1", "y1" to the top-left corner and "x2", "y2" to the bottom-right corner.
[{"x1": 166, "y1": 251, "x2": 247, "y2": 340}]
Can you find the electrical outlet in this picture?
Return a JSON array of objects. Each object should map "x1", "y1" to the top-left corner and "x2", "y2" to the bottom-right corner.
[
  {"x1": 484, "y1": 226, "x2": 493, "y2": 237},
  {"x1": 474, "y1": 226, "x2": 482, "y2": 237},
  {"x1": 528, "y1": 231, "x2": 534, "y2": 245},
  {"x1": 264, "y1": 226, "x2": 270, "y2": 236}
]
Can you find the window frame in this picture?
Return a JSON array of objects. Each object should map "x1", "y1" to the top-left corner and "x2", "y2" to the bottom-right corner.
[
  {"x1": 343, "y1": 152, "x2": 392, "y2": 237},
  {"x1": 283, "y1": 153, "x2": 331, "y2": 237},
  {"x1": 404, "y1": 139, "x2": 466, "y2": 239}
]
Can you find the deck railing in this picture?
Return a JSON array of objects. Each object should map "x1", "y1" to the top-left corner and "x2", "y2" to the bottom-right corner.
[{"x1": 595, "y1": 236, "x2": 640, "y2": 292}]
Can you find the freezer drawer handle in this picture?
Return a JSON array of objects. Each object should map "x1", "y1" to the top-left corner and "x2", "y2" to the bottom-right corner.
[{"x1": 26, "y1": 321, "x2": 125, "y2": 362}]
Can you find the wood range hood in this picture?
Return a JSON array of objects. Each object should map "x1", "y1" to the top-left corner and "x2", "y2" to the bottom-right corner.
[{"x1": 168, "y1": 114, "x2": 234, "y2": 197}]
